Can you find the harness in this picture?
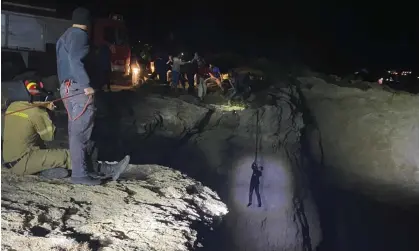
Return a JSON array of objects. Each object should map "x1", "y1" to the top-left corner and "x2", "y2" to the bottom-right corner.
[{"x1": 63, "y1": 80, "x2": 91, "y2": 121}]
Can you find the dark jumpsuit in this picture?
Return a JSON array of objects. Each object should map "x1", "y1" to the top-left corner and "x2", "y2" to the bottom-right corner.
[{"x1": 249, "y1": 165, "x2": 262, "y2": 206}]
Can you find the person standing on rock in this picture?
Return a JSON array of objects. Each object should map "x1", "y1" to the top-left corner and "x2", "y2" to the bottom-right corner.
[
  {"x1": 185, "y1": 53, "x2": 198, "y2": 93},
  {"x1": 153, "y1": 53, "x2": 167, "y2": 83},
  {"x1": 209, "y1": 63, "x2": 223, "y2": 91},
  {"x1": 247, "y1": 162, "x2": 263, "y2": 207},
  {"x1": 166, "y1": 55, "x2": 173, "y2": 85},
  {"x1": 171, "y1": 53, "x2": 187, "y2": 91},
  {"x1": 96, "y1": 44, "x2": 112, "y2": 91},
  {"x1": 56, "y1": 7, "x2": 130, "y2": 185},
  {"x1": 196, "y1": 57, "x2": 208, "y2": 100}
]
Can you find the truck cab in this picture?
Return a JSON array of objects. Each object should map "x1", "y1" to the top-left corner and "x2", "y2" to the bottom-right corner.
[
  {"x1": 92, "y1": 14, "x2": 140, "y2": 86},
  {"x1": 93, "y1": 14, "x2": 134, "y2": 84}
]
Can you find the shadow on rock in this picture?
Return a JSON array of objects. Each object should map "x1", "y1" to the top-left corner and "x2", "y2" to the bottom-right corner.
[{"x1": 92, "y1": 91, "x2": 218, "y2": 187}]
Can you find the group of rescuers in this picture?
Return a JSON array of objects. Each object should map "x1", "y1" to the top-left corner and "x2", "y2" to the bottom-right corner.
[
  {"x1": 2, "y1": 7, "x2": 253, "y2": 186},
  {"x1": 2, "y1": 7, "x2": 130, "y2": 185},
  {"x1": 153, "y1": 53, "x2": 252, "y2": 101},
  {"x1": 164, "y1": 53, "x2": 222, "y2": 100}
]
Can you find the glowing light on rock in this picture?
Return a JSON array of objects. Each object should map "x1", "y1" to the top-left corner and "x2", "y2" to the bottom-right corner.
[{"x1": 210, "y1": 104, "x2": 246, "y2": 111}]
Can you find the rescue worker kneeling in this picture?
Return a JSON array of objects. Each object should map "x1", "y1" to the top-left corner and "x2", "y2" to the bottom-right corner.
[{"x1": 2, "y1": 80, "x2": 130, "y2": 182}]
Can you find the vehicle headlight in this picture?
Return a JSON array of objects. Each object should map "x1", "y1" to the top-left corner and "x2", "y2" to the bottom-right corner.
[{"x1": 132, "y1": 67, "x2": 140, "y2": 74}]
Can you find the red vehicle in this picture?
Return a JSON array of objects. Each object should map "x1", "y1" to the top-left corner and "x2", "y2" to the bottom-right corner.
[{"x1": 92, "y1": 14, "x2": 140, "y2": 86}]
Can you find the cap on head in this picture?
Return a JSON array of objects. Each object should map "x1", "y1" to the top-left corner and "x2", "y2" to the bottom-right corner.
[
  {"x1": 72, "y1": 7, "x2": 91, "y2": 26},
  {"x1": 252, "y1": 162, "x2": 257, "y2": 168}
]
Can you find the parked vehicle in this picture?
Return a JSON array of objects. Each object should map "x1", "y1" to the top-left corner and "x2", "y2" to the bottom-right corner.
[{"x1": 1, "y1": 2, "x2": 139, "y2": 88}]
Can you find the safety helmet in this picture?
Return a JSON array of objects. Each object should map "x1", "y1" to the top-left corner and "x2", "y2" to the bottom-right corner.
[
  {"x1": 25, "y1": 80, "x2": 42, "y2": 96},
  {"x1": 24, "y1": 80, "x2": 54, "y2": 102},
  {"x1": 2, "y1": 80, "x2": 54, "y2": 109}
]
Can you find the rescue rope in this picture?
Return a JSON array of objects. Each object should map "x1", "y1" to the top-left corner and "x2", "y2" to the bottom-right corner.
[
  {"x1": 254, "y1": 109, "x2": 260, "y2": 162},
  {"x1": 63, "y1": 83, "x2": 91, "y2": 121},
  {"x1": 63, "y1": 94, "x2": 91, "y2": 121},
  {"x1": 4, "y1": 92, "x2": 85, "y2": 116}
]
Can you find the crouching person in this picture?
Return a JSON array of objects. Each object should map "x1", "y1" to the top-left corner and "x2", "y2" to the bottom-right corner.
[
  {"x1": 3, "y1": 81, "x2": 71, "y2": 178},
  {"x1": 2, "y1": 80, "x2": 130, "y2": 184}
]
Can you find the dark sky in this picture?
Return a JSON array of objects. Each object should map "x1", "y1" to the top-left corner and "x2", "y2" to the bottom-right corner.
[{"x1": 6, "y1": 0, "x2": 418, "y2": 71}]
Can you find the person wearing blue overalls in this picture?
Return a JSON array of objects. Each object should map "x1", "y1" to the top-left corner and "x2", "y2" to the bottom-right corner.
[{"x1": 56, "y1": 7, "x2": 130, "y2": 185}]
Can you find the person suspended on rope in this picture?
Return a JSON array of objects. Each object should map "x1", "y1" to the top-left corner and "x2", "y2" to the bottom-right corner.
[{"x1": 247, "y1": 162, "x2": 263, "y2": 207}]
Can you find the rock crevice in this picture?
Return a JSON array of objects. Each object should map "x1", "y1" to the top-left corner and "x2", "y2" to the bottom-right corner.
[{"x1": 84, "y1": 90, "x2": 322, "y2": 251}]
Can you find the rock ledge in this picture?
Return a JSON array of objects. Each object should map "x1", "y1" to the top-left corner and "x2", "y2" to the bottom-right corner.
[{"x1": 1, "y1": 164, "x2": 228, "y2": 251}]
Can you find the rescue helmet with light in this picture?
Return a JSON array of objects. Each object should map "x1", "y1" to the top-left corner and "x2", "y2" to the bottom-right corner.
[
  {"x1": 24, "y1": 80, "x2": 54, "y2": 103},
  {"x1": 2, "y1": 80, "x2": 54, "y2": 109}
]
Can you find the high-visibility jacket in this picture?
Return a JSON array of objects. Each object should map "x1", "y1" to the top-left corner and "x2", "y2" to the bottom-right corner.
[{"x1": 3, "y1": 101, "x2": 55, "y2": 162}]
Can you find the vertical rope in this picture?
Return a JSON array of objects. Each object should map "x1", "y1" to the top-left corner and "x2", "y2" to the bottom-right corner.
[{"x1": 255, "y1": 109, "x2": 259, "y2": 163}]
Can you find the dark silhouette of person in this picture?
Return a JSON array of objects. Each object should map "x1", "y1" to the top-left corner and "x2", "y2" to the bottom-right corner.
[
  {"x1": 154, "y1": 54, "x2": 167, "y2": 83},
  {"x1": 247, "y1": 162, "x2": 263, "y2": 207},
  {"x1": 186, "y1": 57, "x2": 197, "y2": 94}
]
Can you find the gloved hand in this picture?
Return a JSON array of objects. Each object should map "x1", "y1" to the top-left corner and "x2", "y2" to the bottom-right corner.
[
  {"x1": 46, "y1": 102, "x2": 56, "y2": 110},
  {"x1": 33, "y1": 101, "x2": 56, "y2": 111},
  {"x1": 84, "y1": 87, "x2": 95, "y2": 96}
]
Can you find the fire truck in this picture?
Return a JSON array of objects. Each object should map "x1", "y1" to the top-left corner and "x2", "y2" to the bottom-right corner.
[{"x1": 1, "y1": 2, "x2": 139, "y2": 88}]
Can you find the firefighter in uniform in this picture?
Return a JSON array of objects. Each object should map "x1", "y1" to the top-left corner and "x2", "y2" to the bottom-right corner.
[{"x1": 2, "y1": 80, "x2": 71, "y2": 177}]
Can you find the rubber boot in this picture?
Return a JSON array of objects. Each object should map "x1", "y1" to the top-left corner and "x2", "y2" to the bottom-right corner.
[
  {"x1": 99, "y1": 155, "x2": 130, "y2": 181},
  {"x1": 39, "y1": 167, "x2": 69, "y2": 179}
]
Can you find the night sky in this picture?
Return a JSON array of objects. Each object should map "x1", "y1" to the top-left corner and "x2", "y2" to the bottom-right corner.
[{"x1": 7, "y1": 0, "x2": 418, "y2": 72}]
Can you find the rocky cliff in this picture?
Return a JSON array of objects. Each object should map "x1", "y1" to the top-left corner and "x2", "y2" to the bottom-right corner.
[
  {"x1": 297, "y1": 76, "x2": 419, "y2": 251},
  {"x1": 4, "y1": 67, "x2": 419, "y2": 251},
  {"x1": 1, "y1": 165, "x2": 228, "y2": 251},
  {"x1": 298, "y1": 77, "x2": 419, "y2": 205},
  {"x1": 89, "y1": 90, "x2": 322, "y2": 251}
]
